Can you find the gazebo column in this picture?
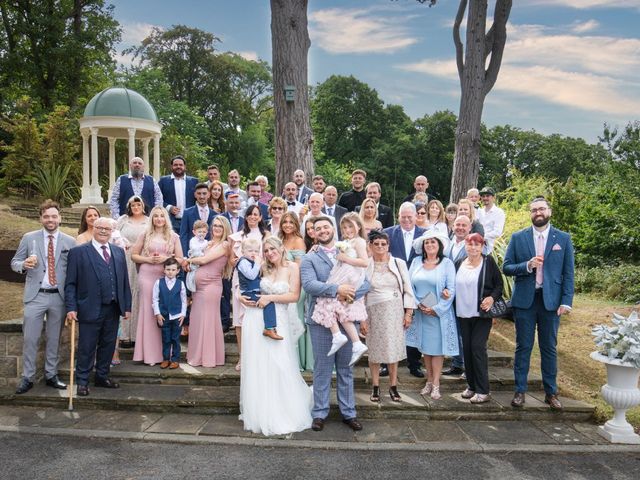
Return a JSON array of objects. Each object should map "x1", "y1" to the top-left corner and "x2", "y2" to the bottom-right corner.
[
  {"x1": 88, "y1": 127, "x2": 103, "y2": 203},
  {"x1": 107, "y1": 137, "x2": 116, "y2": 199},
  {"x1": 128, "y1": 127, "x2": 137, "y2": 170},
  {"x1": 153, "y1": 133, "x2": 161, "y2": 180},
  {"x1": 142, "y1": 138, "x2": 151, "y2": 172},
  {"x1": 79, "y1": 129, "x2": 92, "y2": 204}
]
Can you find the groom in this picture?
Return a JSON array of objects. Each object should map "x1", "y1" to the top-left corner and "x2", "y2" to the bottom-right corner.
[{"x1": 300, "y1": 216, "x2": 370, "y2": 432}]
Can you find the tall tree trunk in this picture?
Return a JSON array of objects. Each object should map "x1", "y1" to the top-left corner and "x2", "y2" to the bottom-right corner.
[
  {"x1": 449, "y1": 0, "x2": 511, "y2": 203},
  {"x1": 271, "y1": 0, "x2": 314, "y2": 195}
]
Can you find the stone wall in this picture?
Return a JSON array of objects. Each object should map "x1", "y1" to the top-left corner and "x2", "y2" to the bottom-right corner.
[{"x1": 0, "y1": 319, "x2": 72, "y2": 389}]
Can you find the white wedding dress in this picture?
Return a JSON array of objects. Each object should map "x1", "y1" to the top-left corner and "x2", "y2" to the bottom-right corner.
[{"x1": 239, "y1": 279, "x2": 313, "y2": 436}]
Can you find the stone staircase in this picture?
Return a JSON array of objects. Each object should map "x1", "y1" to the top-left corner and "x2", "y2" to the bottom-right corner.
[{"x1": 1, "y1": 333, "x2": 595, "y2": 422}]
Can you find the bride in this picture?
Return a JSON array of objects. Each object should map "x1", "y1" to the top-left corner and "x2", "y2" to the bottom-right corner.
[{"x1": 239, "y1": 236, "x2": 312, "y2": 435}]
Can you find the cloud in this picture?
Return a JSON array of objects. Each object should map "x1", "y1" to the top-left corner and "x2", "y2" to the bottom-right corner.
[
  {"x1": 120, "y1": 21, "x2": 157, "y2": 46},
  {"x1": 113, "y1": 51, "x2": 136, "y2": 67},
  {"x1": 237, "y1": 51, "x2": 259, "y2": 62},
  {"x1": 395, "y1": 22, "x2": 640, "y2": 116},
  {"x1": 309, "y1": 7, "x2": 418, "y2": 54},
  {"x1": 530, "y1": 0, "x2": 640, "y2": 8},
  {"x1": 571, "y1": 19, "x2": 599, "y2": 33}
]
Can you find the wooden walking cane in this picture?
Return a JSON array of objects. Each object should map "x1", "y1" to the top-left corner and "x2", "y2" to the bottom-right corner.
[{"x1": 68, "y1": 318, "x2": 76, "y2": 411}]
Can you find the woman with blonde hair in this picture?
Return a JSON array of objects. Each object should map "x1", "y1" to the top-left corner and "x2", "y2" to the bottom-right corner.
[
  {"x1": 186, "y1": 215, "x2": 232, "y2": 367},
  {"x1": 424, "y1": 200, "x2": 448, "y2": 235},
  {"x1": 268, "y1": 196, "x2": 287, "y2": 236},
  {"x1": 131, "y1": 206, "x2": 184, "y2": 365},
  {"x1": 358, "y1": 198, "x2": 382, "y2": 236}
]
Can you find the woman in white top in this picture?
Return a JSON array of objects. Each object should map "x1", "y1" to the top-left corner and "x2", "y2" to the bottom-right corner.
[
  {"x1": 454, "y1": 232, "x2": 503, "y2": 404},
  {"x1": 424, "y1": 200, "x2": 449, "y2": 235}
]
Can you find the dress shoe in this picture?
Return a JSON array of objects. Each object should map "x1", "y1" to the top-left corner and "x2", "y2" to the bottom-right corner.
[
  {"x1": 95, "y1": 377, "x2": 120, "y2": 389},
  {"x1": 342, "y1": 417, "x2": 363, "y2": 431},
  {"x1": 77, "y1": 385, "x2": 90, "y2": 396},
  {"x1": 45, "y1": 375, "x2": 67, "y2": 390},
  {"x1": 169, "y1": 362, "x2": 179, "y2": 369},
  {"x1": 15, "y1": 377, "x2": 33, "y2": 394},
  {"x1": 442, "y1": 366, "x2": 464, "y2": 376},
  {"x1": 160, "y1": 361, "x2": 170, "y2": 369},
  {"x1": 511, "y1": 392, "x2": 526, "y2": 408},
  {"x1": 409, "y1": 368, "x2": 425, "y2": 379},
  {"x1": 545, "y1": 394, "x2": 563, "y2": 411},
  {"x1": 311, "y1": 418, "x2": 325, "y2": 431},
  {"x1": 378, "y1": 366, "x2": 389, "y2": 377},
  {"x1": 263, "y1": 328, "x2": 284, "y2": 340}
]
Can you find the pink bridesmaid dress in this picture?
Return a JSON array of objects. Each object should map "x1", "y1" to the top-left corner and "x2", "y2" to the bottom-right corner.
[{"x1": 187, "y1": 251, "x2": 227, "y2": 367}]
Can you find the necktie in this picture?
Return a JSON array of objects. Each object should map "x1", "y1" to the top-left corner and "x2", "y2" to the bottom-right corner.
[
  {"x1": 404, "y1": 231, "x2": 411, "y2": 259},
  {"x1": 101, "y1": 245, "x2": 110, "y2": 264},
  {"x1": 536, "y1": 234, "x2": 544, "y2": 286},
  {"x1": 47, "y1": 235, "x2": 57, "y2": 286},
  {"x1": 200, "y1": 208, "x2": 206, "y2": 221},
  {"x1": 328, "y1": 207, "x2": 333, "y2": 216}
]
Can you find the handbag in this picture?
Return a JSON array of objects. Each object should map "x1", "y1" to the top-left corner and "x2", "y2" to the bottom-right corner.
[{"x1": 478, "y1": 258, "x2": 512, "y2": 319}]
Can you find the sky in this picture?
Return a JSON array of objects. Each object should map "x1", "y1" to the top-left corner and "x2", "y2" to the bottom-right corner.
[{"x1": 109, "y1": 0, "x2": 640, "y2": 143}]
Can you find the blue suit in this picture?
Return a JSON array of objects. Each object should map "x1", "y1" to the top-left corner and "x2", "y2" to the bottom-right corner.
[
  {"x1": 384, "y1": 224, "x2": 426, "y2": 372},
  {"x1": 301, "y1": 249, "x2": 370, "y2": 420},
  {"x1": 383, "y1": 225, "x2": 426, "y2": 267},
  {"x1": 65, "y1": 242, "x2": 131, "y2": 386},
  {"x1": 158, "y1": 175, "x2": 198, "y2": 232},
  {"x1": 221, "y1": 212, "x2": 245, "y2": 234},
  {"x1": 179, "y1": 205, "x2": 219, "y2": 257},
  {"x1": 503, "y1": 225, "x2": 574, "y2": 395}
]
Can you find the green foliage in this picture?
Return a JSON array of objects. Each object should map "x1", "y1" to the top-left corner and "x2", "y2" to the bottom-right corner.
[
  {"x1": 315, "y1": 160, "x2": 355, "y2": 194},
  {"x1": 575, "y1": 265, "x2": 640, "y2": 304},
  {"x1": 498, "y1": 170, "x2": 556, "y2": 211},
  {"x1": 600, "y1": 121, "x2": 640, "y2": 170},
  {"x1": 33, "y1": 163, "x2": 78, "y2": 206}
]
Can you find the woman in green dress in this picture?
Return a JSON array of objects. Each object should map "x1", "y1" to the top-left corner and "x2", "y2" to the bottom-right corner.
[{"x1": 279, "y1": 212, "x2": 313, "y2": 371}]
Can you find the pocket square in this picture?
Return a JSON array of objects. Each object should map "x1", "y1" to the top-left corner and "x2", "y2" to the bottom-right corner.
[
  {"x1": 61, "y1": 249, "x2": 69, "y2": 253},
  {"x1": 552, "y1": 243, "x2": 562, "y2": 251}
]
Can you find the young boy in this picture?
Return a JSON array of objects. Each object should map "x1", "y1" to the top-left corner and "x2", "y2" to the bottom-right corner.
[
  {"x1": 185, "y1": 220, "x2": 209, "y2": 292},
  {"x1": 153, "y1": 257, "x2": 187, "y2": 368},
  {"x1": 236, "y1": 238, "x2": 283, "y2": 340}
]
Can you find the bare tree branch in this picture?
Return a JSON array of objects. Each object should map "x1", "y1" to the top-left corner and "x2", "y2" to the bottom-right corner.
[
  {"x1": 483, "y1": 0, "x2": 512, "y2": 96},
  {"x1": 484, "y1": 23, "x2": 495, "y2": 62},
  {"x1": 453, "y1": 0, "x2": 467, "y2": 82}
]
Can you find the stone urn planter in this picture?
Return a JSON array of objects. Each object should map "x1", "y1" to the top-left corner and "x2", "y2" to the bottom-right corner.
[{"x1": 590, "y1": 352, "x2": 640, "y2": 444}]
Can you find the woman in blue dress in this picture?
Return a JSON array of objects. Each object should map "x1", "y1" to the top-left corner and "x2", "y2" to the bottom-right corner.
[{"x1": 407, "y1": 230, "x2": 458, "y2": 400}]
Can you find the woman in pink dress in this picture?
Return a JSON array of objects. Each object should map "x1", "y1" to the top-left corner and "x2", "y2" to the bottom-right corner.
[
  {"x1": 131, "y1": 206, "x2": 184, "y2": 365},
  {"x1": 186, "y1": 216, "x2": 231, "y2": 367}
]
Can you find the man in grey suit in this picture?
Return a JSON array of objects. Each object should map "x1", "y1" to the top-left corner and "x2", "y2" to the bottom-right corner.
[
  {"x1": 322, "y1": 186, "x2": 347, "y2": 239},
  {"x1": 300, "y1": 216, "x2": 370, "y2": 432},
  {"x1": 11, "y1": 200, "x2": 76, "y2": 394}
]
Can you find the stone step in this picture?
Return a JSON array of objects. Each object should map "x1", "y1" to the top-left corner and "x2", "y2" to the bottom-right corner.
[
  {"x1": 0, "y1": 383, "x2": 594, "y2": 422},
  {"x1": 118, "y1": 338, "x2": 514, "y2": 369},
  {"x1": 57, "y1": 359, "x2": 539, "y2": 391}
]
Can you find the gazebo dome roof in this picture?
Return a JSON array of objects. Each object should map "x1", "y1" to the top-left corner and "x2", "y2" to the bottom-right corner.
[{"x1": 84, "y1": 87, "x2": 158, "y2": 122}]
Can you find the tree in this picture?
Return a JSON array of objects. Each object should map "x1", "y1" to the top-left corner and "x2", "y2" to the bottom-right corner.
[
  {"x1": 600, "y1": 121, "x2": 640, "y2": 170},
  {"x1": 0, "y1": 0, "x2": 120, "y2": 111},
  {"x1": 270, "y1": 0, "x2": 314, "y2": 194}
]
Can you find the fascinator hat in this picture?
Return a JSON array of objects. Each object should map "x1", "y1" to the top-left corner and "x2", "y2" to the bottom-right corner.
[{"x1": 412, "y1": 229, "x2": 451, "y2": 254}]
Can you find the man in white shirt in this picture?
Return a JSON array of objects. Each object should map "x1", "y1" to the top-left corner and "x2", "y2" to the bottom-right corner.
[
  {"x1": 158, "y1": 155, "x2": 198, "y2": 233},
  {"x1": 477, "y1": 187, "x2": 505, "y2": 254},
  {"x1": 283, "y1": 182, "x2": 304, "y2": 216},
  {"x1": 302, "y1": 193, "x2": 336, "y2": 233},
  {"x1": 293, "y1": 169, "x2": 313, "y2": 203},
  {"x1": 206, "y1": 164, "x2": 228, "y2": 190},
  {"x1": 226, "y1": 169, "x2": 247, "y2": 204}
]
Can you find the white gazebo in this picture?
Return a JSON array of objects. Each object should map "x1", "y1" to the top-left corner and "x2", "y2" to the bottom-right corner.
[{"x1": 77, "y1": 87, "x2": 162, "y2": 205}]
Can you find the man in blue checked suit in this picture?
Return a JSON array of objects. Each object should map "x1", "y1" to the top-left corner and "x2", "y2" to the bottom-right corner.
[
  {"x1": 383, "y1": 202, "x2": 426, "y2": 378},
  {"x1": 503, "y1": 196, "x2": 574, "y2": 411},
  {"x1": 301, "y1": 216, "x2": 370, "y2": 433},
  {"x1": 179, "y1": 183, "x2": 218, "y2": 256},
  {"x1": 158, "y1": 155, "x2": 198, "y2": 233}
]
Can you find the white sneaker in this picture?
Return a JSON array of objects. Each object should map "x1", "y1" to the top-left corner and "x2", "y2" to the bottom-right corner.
[
  {"x1": 349, "y1": 342, "x2": 368, "y2": 367},
  {"x1": 327, "y1": 333, "x2": 348, "y2": 356}
]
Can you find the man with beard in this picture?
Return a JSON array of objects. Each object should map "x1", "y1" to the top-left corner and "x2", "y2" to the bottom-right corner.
[
  {"x1": 293, "y1": 169, "x2": 313, "y2": 204},
  {"x1": 158, "y1": 155, "x2": 198, "y2": 233},
  {"x1": 403, "y1": 175, "x2": 435, "y2": 203},
  {"x1": 301, "y1": 216, "x2": 370, "y2": 432},
  {"x1": 312, "y1": 175, "x2": 326, "y2": 193},
  {"x1": 477, "y1": 187, "x2": 505, "y2": 254},
  {"x1": 503, "y1": 196, "x2": 574, "y2": 411},
  {"x1": 226, "y1": 169, "x2": 248, "y2": 206},
  {"x1": 109, "y1": 156, "x2": 163, "y2": 218},
  {"x1": 338, "y1": 169, "x2": 367, "y2": 212}
]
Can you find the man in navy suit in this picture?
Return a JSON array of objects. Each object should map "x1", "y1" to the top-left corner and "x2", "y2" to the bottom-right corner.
[
  {"x1": 322, "y1": 186, "x2": 347, "y2": 239},
  {"x1": 503, "y1": 196, "x2": 574, "y2": 410},
  {"x1": 355, "y1": 182, "x2": 394, "y2": 228},
  {"x1": 293, "y1": 169, "x2": 313, "y2": 204},
  {"x1": 179, "y1": 183, "x2": 218, "y2": 257},
  {"x1": 158, "y1": 155, "x2": 198, "y2": 233},
  {"x1": 383, "y1": 202, "x2": 426, "y2": 378},
  {"x1": 246, "y1": 181, "x2": 270, "y2": 220},
  {"x1": 65, "y1": 217, "x2": 132, "y2": 397}
]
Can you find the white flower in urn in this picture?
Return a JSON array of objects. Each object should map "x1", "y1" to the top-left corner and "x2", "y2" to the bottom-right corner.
[{"x1": 592, "y1": 311, "x2": 640, "y2": 368}]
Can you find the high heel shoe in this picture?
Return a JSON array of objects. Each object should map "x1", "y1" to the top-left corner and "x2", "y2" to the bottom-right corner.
[
  {"x1": 389, "y1": 386, "x2": 401, "y2": 402},
  {"x1": 420, "y1": 381, "x2": 433, "y2": 396},
  {"x1": 430, "y1": 385, "x2": 441, "y2": 400},
  {"x1": 370, "y1": 386, "x2": 380, "y2": 403}
]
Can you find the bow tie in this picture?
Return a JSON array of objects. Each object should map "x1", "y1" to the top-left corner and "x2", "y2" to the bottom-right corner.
[
  {"x1": 322, "y1": 247, "x2": 337, "y2": 255},
  {"x1": 287, "y1": 201, "x2": 296, "y2": 206}
]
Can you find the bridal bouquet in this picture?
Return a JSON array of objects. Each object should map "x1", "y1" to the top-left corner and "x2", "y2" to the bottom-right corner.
[{"x1": 592, "y1": 311, "x2": 640, "y2": 368}]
